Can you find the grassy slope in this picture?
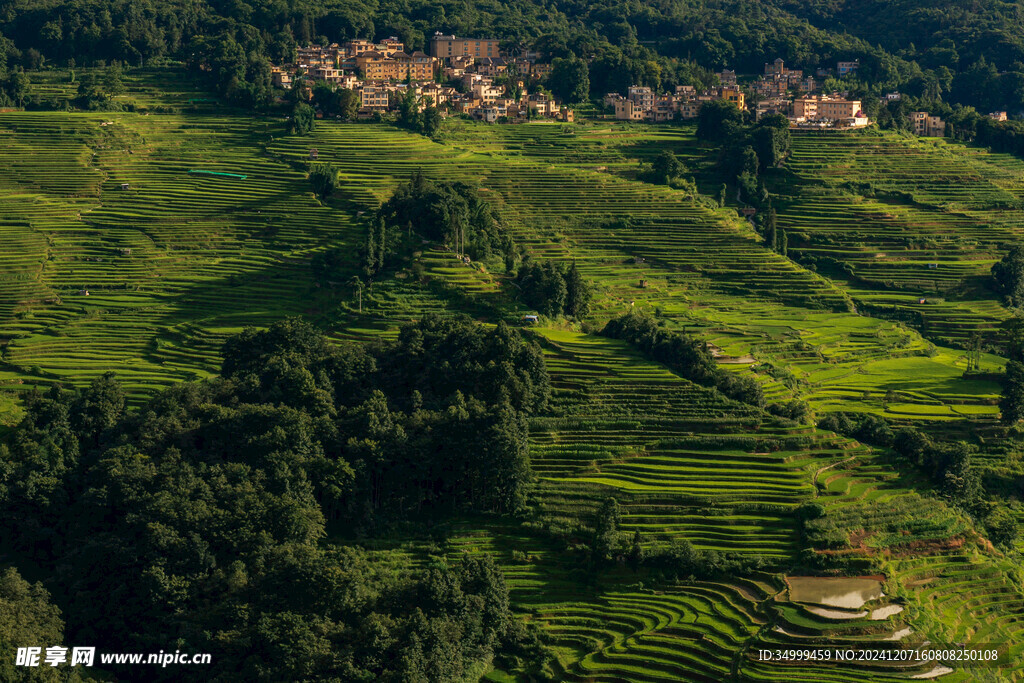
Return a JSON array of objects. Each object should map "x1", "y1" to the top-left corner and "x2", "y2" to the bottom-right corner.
[{"x1": 1, "y1": 73, "x2": 1023, "y2": 680}]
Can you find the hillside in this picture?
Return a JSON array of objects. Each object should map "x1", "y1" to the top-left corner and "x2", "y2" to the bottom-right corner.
[
  {"x1": 1, "y1": 71, "x2": 1023, "y2": 681},
  {"x1": 4, "y1": 0, "x2": 1024, "y2": 115}
]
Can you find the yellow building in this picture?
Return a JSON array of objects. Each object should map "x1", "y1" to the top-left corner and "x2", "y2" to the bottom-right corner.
[
  {"x1": 356, "y1": 51, "x2": 435, "y2": 81},
  {"x1": 720, "y1": 87, "x2": 745, "y2": 111},
  {"x1": 430, "y1": 33, "x2": 500, "y2": 59}
]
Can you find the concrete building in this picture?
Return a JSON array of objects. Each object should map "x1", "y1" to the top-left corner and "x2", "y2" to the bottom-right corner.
[
  {"x1": 791, "y1": 95, "x2": 868, "y2": 128},
  {"x1": 837, "y1": 60, "x2": 860, "y2": 77},
  {"x1": 430, "y1": 33, "x2": 500, "y2": 59},
  {"x1": 720, "y1": 86, "x2": 745, "y2": 110},
  {"x1": 271, "y1": 68, "x2": 293, "y2": 89},
  {"x1": 356, "y1": 50, "x2": 435, "y2": 81},
  {"x1": 756, "y1": 98, "x2": 791, "y2": 121},
  {"x1": 911, "y1": 111, "x2": 945, "y2": 137},
  {"x1": 472, "y1": 81, "x2": 503, "y2": 103},
  {"x1": 765, "y1": 57, "x2": 786, "y2": 76},
  {"x1": 358, "y1": 84, "x2": 390, "y2": 112},
  {"x1": 818, "y1": 97, "x2": 861, "y2": 120},
  {"x1": 614, "y1": 98, "x2": 645, "y2": 121},
  {"x1": 628, "y1": 86, "x2": 655, "y2": 112}
]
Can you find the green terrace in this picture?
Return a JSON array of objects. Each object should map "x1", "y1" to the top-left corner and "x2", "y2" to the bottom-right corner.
[{"x1": 775, "y1": 130, "x2": 1024, "y2": 348}]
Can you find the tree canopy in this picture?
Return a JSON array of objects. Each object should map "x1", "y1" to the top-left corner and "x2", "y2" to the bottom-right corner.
[{"x1": 0, "y1": 315, "x2": 551, "y2": 679}]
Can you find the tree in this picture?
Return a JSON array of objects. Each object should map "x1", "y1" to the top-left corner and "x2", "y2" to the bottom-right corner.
[
  {"x1": 628, "y1": 529, "x2": 644, "y2": 571},
  {"x1": 650, "y1": 150, "x2": 685, "y2": 185},
  {"x1": 564, "y1": 262, "x2": 592, "y2": 318},
  {"x1": 290, "y1": 102, "x2": 315, "y2": 135},
  {"x1": 547, "y1": 56, "x2": 590, "y2": 104},
  {"x1": 397, "y1": 87, "x2": 420, "y2": 130},
  {"x1": 421, "y1": 106, "x2": 443, "y2": 137},
  {"x1": 336, "y1": 88, "x2": 359, "y2": 120},
  {"x1": 592, "y1": 497, "x2": 621, "y2": 562},
  {"x1": 751, "y1": 113, "x2": 792, "y2": 169},
  {"x1": 696, "y1": 99, "x2": 742, "y2": 142},
  {"x1": 515, "y1": 259, "x2": 568, "y2": 317},
  {"x1": 1000, "y1": 315, "x2": 1024, "y2": 361},
  {"x1": 349, "y1": 276, "x2": 364, "y2": 313},
  {"x1": 309, "y1": 163, "x2": 339, "y2": 201},
  {"x1": 1000, "y1": 360, "x2": 1024, "y2": 424},
  {"x1": 763, "y1": 207, "x2": 778, "y2": 251},
  {"x1": 378, "y1": 174, "x2": 503, "y2": 262},
  {"x1": 992, "y1": 246, "x2": 1024, "y2": 306},
  {"x1": 985, "y1": 507, "x2": 1019, "y2": 548},
  {"x1": 8, "y1": 71, "x2": 29, "y2": 108},
  {"x1": 0, "y1": 568, "x2": 64, "y2": 683},
  {"x1": 966, "y1": 332, "x2": 983, "y2": 372}
]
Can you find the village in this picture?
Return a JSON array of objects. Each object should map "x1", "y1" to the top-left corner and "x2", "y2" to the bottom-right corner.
[
  {"x1": 272, "y1": 35, "x2": 975, "y2": 134},
  {"x1": 272, "y1": 33, "x2": 574, "y2": 123}
]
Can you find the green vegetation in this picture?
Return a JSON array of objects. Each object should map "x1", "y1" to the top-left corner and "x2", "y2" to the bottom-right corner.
[
  {"x1": 0, "y1": 317, "x2": 547, "y2": 679},
  {"x1": 0, "y1": 72, "x2": 1023, "y2": 681}
]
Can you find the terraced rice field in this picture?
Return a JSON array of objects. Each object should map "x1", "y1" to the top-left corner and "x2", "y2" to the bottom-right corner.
[
  {"x1": 267, "y1": 121, "x2": 1003, "y2": 421},
  {"x1": 2, "y1": 84, "x2": 1023, "y2": 681},
  {"x1": 776, "y1": 130, "x2": 1024, "y2": 348}
]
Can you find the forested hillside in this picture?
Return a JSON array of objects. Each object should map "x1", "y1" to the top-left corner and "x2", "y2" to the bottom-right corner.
[{"x1": 3, "y1": 0, "x2": 1024, "y2": 114}]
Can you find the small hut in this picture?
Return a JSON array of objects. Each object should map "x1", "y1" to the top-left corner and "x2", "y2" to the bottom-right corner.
[
  {"x1": 120, "y1": 183, "x2": 130, "y2": 190},
  {"x1": 309, "y1": 148, "x2": 319, "y2": 160}
]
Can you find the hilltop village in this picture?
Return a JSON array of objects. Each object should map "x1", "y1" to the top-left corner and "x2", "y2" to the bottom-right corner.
[
  {"x1": 272, "y1": 33, "x2": 574, "y2": 123},
  {"x1": 269, "y1": 37, "x2": 968, "y2": 133}
]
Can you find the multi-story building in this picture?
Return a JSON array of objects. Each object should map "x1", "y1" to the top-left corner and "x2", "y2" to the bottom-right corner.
[
  {"x1": 765, "y1": 57, "x2": 787, "y2": 76},
  {"x1": 628, "y1": 86, "x2": 655, "y2": 112},
  {"x1": 311, "y1": 66, "x2": 341, "y2": 82},
  {"x1": 429, "y1": 33, "x2": 500, "y2": 59},
  {"x1": 528, "y1": 92, "x2": 557, "y2": 116},
  {"x1": 720, "y1": 86, "x2": 745, "y2": 110},
  {"x1": 614, "y1": 98, "x2": 645, "y2": 121},
  {"x1": 718, "y1": 69, "x2": 737, "y2": 86},
  {"x1": 837, "y1": 60, "x2": 860, "y2": 77},
  {"x1": 990, "y1": 111, "x2": 1008, "y2": 121},
  {"x1": 797, "y1": 77, "x2": 817, "y2": 93},
  {"x1": 752, "y1": 78, "x2": 788, "y2": 98},
  {"x1": 475, "y1": 57, "x2": 508, "y2": 77},
  {"x1": 679, "y1": 100, "x2": 702, "y2": 119},
  {"x1": 651, "y1": 95, "x2": 677, "y2": 122},
  {"x1": 271, "y1": 68, "x2": 293, "y2": 89},
  {"x1": 790, "y1": 95, "x2": 868, "y2": 128},
  {"x1": 818, "y1": 97, "x2": 861, "y2": 119},
  {"x1": 356, "y1": 50, "x2": 435, "y2": 81},
  {"x1": 793, "y1": 95, "x2": 862, "y2": 121},
  {"x1": 296, "y1": 45, "x2": 342, "y2": 67},
  {"x1": 345, "y1": 39, "x2": 377, "y2": 57},
  {"x1": 420, "y1": 83, "x2": 456, "y2": 107},
  {"x1": 756, "y1": 98, "x2": 791, "y2": 121},
  {"x1": 378, "y1": 37, "x2": 405, "y2": 55},
  {"x1": 792, "y1": 97, "x2": 817, "y2": 120},
  {"x1": 911, "y1": 111, "x2": 945, "y2": 137},
  {"x1": 472, "y1": 81, "x2": 503, "y2": 103},
  {"x1": 358, "y1": 84, "x2": 390, "y2": 112}
]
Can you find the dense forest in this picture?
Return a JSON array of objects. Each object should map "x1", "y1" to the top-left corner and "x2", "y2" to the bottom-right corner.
[
  {"x1": 4, "y1": 0, "x2": 1024, "y2": 117},
  {"x1": 0, "y1": 316, "x2": 552, "y2": 680}
]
